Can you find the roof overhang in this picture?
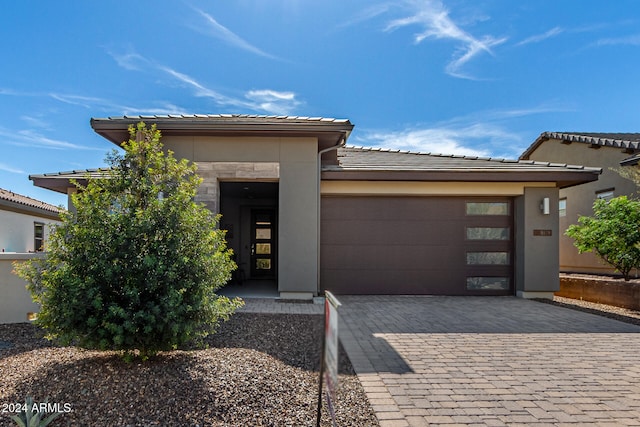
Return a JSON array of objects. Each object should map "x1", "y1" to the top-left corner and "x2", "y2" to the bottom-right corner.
[
  {"x1": 0, "y1": 197, "x2": 61, "y2": 220},
  {"x1": 321, "y1": 169, "x2": 601, "y2": 189},
  {"x1": 30, "y1": 169, "x2": 109, "y2": 194},
  {"x1": 90, "y1": 115, "x2": 354, "y2": 151}
]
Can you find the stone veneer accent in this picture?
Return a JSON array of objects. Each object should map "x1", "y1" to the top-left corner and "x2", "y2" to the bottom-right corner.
[{"x1": 195, "y1": 162, "x2": 280, "y2": 213}]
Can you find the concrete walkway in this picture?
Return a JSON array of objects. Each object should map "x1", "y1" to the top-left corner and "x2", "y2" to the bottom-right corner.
[{"x1": 336, "y1": 296, "x2": 640, "y2": 426}]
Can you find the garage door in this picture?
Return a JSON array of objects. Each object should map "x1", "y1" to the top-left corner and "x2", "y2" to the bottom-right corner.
[{"x1": 320, "y1": 196, "x2": 513, "y2": 295}]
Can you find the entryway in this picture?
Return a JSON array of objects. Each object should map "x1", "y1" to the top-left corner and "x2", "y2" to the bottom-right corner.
[{"x1": 219, "y1": 182, "x2": 278, "y2": 297}]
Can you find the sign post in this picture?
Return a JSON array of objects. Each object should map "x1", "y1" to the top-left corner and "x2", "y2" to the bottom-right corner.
[{"x1": 316, "y1": 291, "x2": 341, "y2": 427}]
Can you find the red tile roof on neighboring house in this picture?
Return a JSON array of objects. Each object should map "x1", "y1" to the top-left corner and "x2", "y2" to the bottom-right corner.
[
  {"x1": 520, "y1": 132, "x2": 640, "y2": 160},
  {"x1": 0, "y1": 187, "x2": 62, "y2": 217}
]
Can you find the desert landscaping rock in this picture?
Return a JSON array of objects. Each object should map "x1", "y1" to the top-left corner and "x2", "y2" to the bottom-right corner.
[{"x1": 0, "y1": 313, "x2": 378, "y2": 427}]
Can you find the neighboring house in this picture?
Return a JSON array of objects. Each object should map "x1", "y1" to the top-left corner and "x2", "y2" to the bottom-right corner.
[
  {"x1": 520, "y1": 132, "x2": 640, "y2": 276},
  {"x1": 30, "y1": 115, "x2": 600, "y2": 299},
  {"x1": 0, "y1": 187, "x2": 61, "y2": 252}
]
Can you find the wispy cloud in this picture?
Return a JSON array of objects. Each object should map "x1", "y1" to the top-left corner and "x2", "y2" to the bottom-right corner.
[
  {"x1": 191, "y1": 8, "x2": 278, "y2": 60},
  {"x1": 110, "y1": 49, "x2": 302, "y2": 115},
  {"x1": 0, "y1": 163, "x2": 25, "y2": 174},
  {"x1": 516, "y1": 26, "x2": 564, "y2": 46},
  {"x1": 245, "y1": 90, "x2": 301, "y2": 115},
  {"x1": 593, "y1": 34, "x2": 640, "y2": 47},
  {"x1": 0, "y1": 127, "x2": 101, "y2": 151},
  {"x1": 354, "y1": 103, "x2": 572, "y2": 158},
  {"x1": 384, "y1": 0, "x2": 506, "y2": 79},
  {"x1": 338, "y1": 3, "x2": 392, "y2": 29}
]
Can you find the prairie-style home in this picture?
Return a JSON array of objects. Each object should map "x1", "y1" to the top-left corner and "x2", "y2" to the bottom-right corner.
[{"x1": 31, "y1": 115, "x2": 601, "y2": 299}]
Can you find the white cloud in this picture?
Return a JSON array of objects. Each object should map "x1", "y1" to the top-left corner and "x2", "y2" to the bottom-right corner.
[
  {"x1": 159, "y1": 65, "x2": 301, "y2": 115},
  {"x1": 107, "y1": 50, "x2": 150, "y2": 71},
  {"x1": 0, "y1": 127, "x2": 100, "y2": 151},
  {"x1": 354, "y1": 103, "x2": 572, "y2": 159},
  {"x1": 109, "y1": 47, "x2": 300, "y2": 115},
  {"x1": 192, "y1": 8, "x2": 278, "y2": 59},
  {"x1": 0, "y1": 163, "x2": 25, "y2": 174},
  {"x1": 517, "y1": 26, "x2": 564, "y2": 46},
  {"x1": 245, "y1": 90, "x2": 301, "y2": 115},
  {"x1": 593, "y1": 34, "x2": 640, "y2": 47},
  {"x1": 384, "y1": 0, "x2": 506, "y2": 79}
]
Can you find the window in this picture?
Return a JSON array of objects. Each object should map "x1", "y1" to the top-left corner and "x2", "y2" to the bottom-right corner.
[
  {"x1": 466, "y1": 252, "x2": 510, "y2": 265},
  {"x1": 466, "y1": 202, "x2": 509, "y2": 215},
  {"x1": 34, "y1": 222, "x2": 44, "y2": 252},
  {"x1": 466, "y1": 227, "x2": 510, "y2": 240},
  {"x1": 596, "y1": 189, "x2": 614, "y2": 201},
  {"x1": 559, "y1": 198, "x2": 567, "y2": 217},
  {"x1": 466, "y1": 277, "x2": 510, "y2": 290}
]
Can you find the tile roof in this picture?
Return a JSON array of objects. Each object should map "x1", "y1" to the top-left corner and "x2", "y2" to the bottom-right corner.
[
  {"x1": 0, "y1": 187, "x2": 62, "y2": 214},
  {"x1": 326, "y1": 146, "x2": 601, "y2": 173},
  {"x1": 99, "y1": 114, "x2": 351, "y2": 124},
  {"x1": 521, "y1": 132, "x2": 640, "y2": 159}
]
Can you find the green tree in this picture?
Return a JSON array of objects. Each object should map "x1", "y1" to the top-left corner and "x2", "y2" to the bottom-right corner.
[
  {"x1": 565, "y1": 196, "x2": 640, "y2": 280},
  {"x1": 15, "y1": 122, "x2": 242, "y2": 359}
]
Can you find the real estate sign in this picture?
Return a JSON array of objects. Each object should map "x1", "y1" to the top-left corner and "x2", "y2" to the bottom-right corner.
[
  {"x1": 324, "y1": 291, "x2": 340, "y2": 423},
  {"x1": 317, "y1": 291, "x2": 341, "y2": 427}
]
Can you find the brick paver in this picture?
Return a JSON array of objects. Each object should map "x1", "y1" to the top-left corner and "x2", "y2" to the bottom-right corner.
[{"x1": 337, "y1": 296, "x2": 640, "y2": 426}]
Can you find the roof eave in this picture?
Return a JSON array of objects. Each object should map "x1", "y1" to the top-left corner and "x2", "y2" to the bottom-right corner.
[
  {"x1": 0, "y1": 198, "x2": 61, "y2": 220},
  {"x1": 321, "y1": 169, "x2": 600, "y2": 188},
  {"x1": 90, "y1": 117, "x2": 354, "y2": 147}
]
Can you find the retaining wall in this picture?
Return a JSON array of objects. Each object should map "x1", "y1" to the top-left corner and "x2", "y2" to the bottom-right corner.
[{"x1": 558, "y1": 273, "x2": 640, "y2": 310}]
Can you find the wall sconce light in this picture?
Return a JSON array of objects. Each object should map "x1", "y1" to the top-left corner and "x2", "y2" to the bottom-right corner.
[{"x1": 540, "y1": 197, "x2": 550, "y2": 215}]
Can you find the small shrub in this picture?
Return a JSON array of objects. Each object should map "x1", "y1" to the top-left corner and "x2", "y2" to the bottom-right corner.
[{"x1": 11, "y1": 396, "x2": 61, "y2": 427}]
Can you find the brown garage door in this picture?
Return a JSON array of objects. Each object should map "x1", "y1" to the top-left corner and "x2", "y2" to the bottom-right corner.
[{"x1": 320, "y1": 196, "x2": 513, "y2": 295}]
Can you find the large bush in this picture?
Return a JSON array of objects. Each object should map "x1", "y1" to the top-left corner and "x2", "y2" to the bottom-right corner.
[
  {"x1": 15, "y1": 122, "x2": 242, "y2": 359},
  {"x1": 566, "y1": 195, "x2": 640, "y2": 280}
]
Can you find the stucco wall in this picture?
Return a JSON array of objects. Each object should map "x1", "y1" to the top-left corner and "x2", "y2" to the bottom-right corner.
[
  {"x1": 162, "y1": 135, "x2": 320, "y2": 297},
  {"x1": 0, "y1": 210, "x2": 59, "y2": 253},
  {"x1": 0, "y1": 253, "x2": 41, "y2": 324},
  {"x1": 514, "y1": 187, "x2": 560, "y2": 297},
  {"x1": 527, "y1": 140, "x2": 636, "y2": 275}
]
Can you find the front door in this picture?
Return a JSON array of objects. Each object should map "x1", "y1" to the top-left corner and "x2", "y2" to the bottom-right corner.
[{"x1": 250, "y1": 209, "x2": 276, "y2": 279}]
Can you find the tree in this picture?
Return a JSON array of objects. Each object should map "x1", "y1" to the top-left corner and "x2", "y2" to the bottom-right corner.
[
  {"x1": 15, "y1": 122, "x2": 242, "y2": 359},
  {"x1": 565, "y1": 196, "x2": 640, "y2": 280}
]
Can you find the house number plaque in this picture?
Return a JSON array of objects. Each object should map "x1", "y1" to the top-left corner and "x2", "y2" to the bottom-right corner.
[{"x1": 533, "y1": 229, "x2": 552, "y2": 236}]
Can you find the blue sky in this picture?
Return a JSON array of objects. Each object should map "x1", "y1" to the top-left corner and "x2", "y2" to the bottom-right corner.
[{"x1": 2, "y1": 1, "x2": 639, "y2": 206}]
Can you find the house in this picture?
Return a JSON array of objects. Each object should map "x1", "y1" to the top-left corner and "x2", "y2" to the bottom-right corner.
[
  {"x1": 0, "y1": 187, "x2": 61, "y2": 252},
  {"x1": 520, "y1": 132, "x2": 640, "y2": 276},
  {"x1": 0, "y1": 188, "x2": 61, "y2": 323},
  {"x1": 30, "y1": 115, "x2": 601, "y2": 299}
]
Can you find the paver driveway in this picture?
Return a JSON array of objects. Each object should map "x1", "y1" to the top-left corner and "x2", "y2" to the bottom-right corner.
[{"x1": 337, "y1": 296, "x2": 640, "y2": 427}]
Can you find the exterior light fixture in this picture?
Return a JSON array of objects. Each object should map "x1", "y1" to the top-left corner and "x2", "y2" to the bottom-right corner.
[{"x1": 540, "y1": 197, "x2": 550, "y2": 215}]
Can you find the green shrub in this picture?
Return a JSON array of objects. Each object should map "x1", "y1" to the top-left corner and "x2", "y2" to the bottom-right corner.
[
  {"x1": 566, "y1": 196, "x2": 640, "y2": 280},
  {"x1": 15, "y1": 122, "x2": 242, "y2": 360}
]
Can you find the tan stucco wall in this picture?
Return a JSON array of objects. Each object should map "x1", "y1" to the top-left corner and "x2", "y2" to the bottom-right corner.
[
  {"x1": 322, "y1": 180, "x2": 554, "y2": 196},
  {"x1": 163, "y1": 135, "x2": 320, "y2": 296},
  {"x1": 0, "y1": 210, "x2": 59, "y2": 253},
  {"x1": 0, "y1": 254, "x2": 41, "y2": 323},
  {"x1": 527, "y1": 140, "x2": 636, "y2": 275}
]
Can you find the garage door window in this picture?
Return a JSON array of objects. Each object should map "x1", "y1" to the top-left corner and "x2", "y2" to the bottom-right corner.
[
  {"x1": 466, "y1": 202, "x2": 509, "y2": 215},
  {"x1": 466, "y1": 252, "x2": 509, "y2": 265},
  {"x1": 467, "y1": 277, "x2": 510, "y2": 290},
  {"x1": 466, "y1": 227, "x2": 509, "y2": 240}
]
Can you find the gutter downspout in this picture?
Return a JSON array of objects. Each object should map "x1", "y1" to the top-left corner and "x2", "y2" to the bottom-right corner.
[{"x1": 316, "y1": 137, "x2": 346, "y2": 296}]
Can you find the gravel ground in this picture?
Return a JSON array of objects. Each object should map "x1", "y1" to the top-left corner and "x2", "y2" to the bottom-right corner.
[
  {"x1": 538, "y1": 295, "x2": 640, "y2": 326},
  {"x1": 0, "y1": 313, "x2": 378, "y2": 427}
]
